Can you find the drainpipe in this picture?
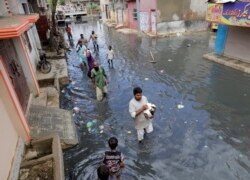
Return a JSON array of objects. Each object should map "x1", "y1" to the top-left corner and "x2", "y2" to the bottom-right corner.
[{"x1": 136, "y1": 0, "x2": 140, "y2": 31}]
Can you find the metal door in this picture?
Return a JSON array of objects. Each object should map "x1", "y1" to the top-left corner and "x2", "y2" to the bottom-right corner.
[
  {"x1": 151, "y1": 11, "x2": 156, "y2": 33},
  {"x1": 117, "y1": 9, "x2": 123, "y2": 25},
  {"x1": 0, "y1": 40, "x2": 30, "y2": 112},
  {"x1": 140, "y1": 12, "x2": 149, "y2": 32}
]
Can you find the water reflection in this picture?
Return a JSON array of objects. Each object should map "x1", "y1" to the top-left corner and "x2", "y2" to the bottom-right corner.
[{"x1": 61, "y1": 22, "x2": 250, "y2": 180}]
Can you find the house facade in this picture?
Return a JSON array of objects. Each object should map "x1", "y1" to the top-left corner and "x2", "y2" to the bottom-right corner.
[
  {"x1": 206, "y1": 0, "x2": 250, "y2": 63},
  {"x1": 102, "y1": 0, "x2": 208, "y2": 35},
  {"x1": 0, "y1": 0, "x2": 41, "y2": 179}
]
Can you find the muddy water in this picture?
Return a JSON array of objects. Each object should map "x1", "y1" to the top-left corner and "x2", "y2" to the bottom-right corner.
[{"x1": 61, "y1": 22, "x2": 250, "y2": 180}]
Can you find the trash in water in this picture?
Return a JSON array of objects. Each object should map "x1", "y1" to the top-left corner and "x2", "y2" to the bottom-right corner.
[
  {"x1": 61, "y1": 89, "x2": 65, "y2": 93},
  {"x1": 92, "y1": 119, "x2": 97, "y2": 123},
  {"x1": 176, "y1": 32, "x2": 182, "y2": 37},
  {"x1": 86, "y1": 122, "x2": 93, "y2": 128},
  {"x1": 187, "y1": 44, "x2": 191, "y2": 47},
  {"x1": 67, "y1": 84, "x2": 73, "y2": 90},
  {"x1": 177, "y1": 104, "x2": 184, "y2": 109},
  {"x1": 195, "y1": 120, "x2": 199, "y2": 122},
  {"x1": 168, "y1": 59, "x2": 172, "y2": 62},
  {"x1": 73, "y1": 107, "x2": 80, "y2": 113},
  {"x1": 127, "y1": 131, "x2": 131, "y2": 134},
  {"x1": 160, "y1": 70, "x2": 164, "y2": 73},
  {"x1": 99, "y1": 125, "x2": 104, "y2": 130},
  {"x1": 87, "y1": 128, "x2": 92, "y2": 132},
  {"x1": 72, "y1": 113, "x2": 75, "y2": 117},
  {"x1": 204, "y1": 145, "x2": 208, "y2": 148},
  {"x1": 71, "y1": 81, "x2": 76, "y2": 85},
  {"x1": 184, "y1": 121, "x2": 187, "y2": 124},
  {"x1": 145, "y1": 78, "x2": 149, "y2": 81},
  {"x1": 100, "y1": 130, "x2": 104, "y2": 134},
  {"x1": 74, "y1": 87, "x2": 79, "y2": 90},
  {"x1": 239, "y1": 154, "x2": 244, "y2": 158},
  {"x1": 218, "y1": 135, "x2": 223, "y2": 140}
]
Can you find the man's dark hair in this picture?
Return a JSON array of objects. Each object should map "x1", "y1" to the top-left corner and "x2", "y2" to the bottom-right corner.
[
  {"x1": 97, "y1": 165, "x2": 109, "y2": 180},
  {"x1": 133, "y1": 87, "x2": 142, "y2": 95},
  {"x1": 108, "y1": 137, "x2": 118, "y2": 150}
]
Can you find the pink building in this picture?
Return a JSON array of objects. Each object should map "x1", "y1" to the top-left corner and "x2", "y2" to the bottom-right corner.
[{"x1": 127, "y1": 0, "x2": 157, "y2": 33}]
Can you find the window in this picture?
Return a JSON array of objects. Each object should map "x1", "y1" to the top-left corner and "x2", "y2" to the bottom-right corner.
[{"x1": 133, "y1": 8, "x2": 137, "y2": 20}]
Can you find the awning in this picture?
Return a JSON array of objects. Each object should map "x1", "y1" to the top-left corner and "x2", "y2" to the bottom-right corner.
[{"x1": 0, "y1": 14, "x2": 39, "y2": 39}]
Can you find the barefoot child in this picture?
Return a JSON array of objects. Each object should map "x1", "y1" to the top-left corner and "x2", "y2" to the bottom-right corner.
[
  {"x1": 103, "y1": 137, "x2": 125, "y2": 180},
  {"x1": 106, "y1": 45, "x2": 114, "y2": 68}
]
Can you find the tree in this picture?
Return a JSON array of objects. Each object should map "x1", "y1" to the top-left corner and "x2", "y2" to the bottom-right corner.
[{"x1": 59, "y1": 0, "x2": 65, "y2": 6}]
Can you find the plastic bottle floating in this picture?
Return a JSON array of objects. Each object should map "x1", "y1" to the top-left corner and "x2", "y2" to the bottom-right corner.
[
  {"x1": 177, "y1": 104, "x2": 184, "y2": 109},
  {"x1": 73, "y1": 107, "x2": 80, "y2": 113}
]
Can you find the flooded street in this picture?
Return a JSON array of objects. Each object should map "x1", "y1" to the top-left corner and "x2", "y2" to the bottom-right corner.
[{"x1": 61, "y1": 22, "x2": 250, "y2": 180}]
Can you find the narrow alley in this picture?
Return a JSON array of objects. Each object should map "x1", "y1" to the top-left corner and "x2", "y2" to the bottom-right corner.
[{"x1": 62, "y1": 22, "x2": 250, "y2": 180}]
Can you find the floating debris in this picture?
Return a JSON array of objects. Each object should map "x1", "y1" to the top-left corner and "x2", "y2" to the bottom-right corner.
[
  {"x1": 187, "y1": 44, "x2": 191, "y2": 47},
  {"x1": 127, "y1": 131, "x2": 132, "y2": 134},
  {"x1": 71, "y1": 81, "x2": 76, "y2": 85},
  {"x1": 74, "y1": 87, "x2": 79, "y2": 90},
  {"x1": 218, "y1": 135, "x2": 223, "y2": 140},
  {"x1": 204, "y1": 145, "x2": 208, "y2": 148},
  {"x1": 239, "y1": 154, "x2": 244, "y2": 158},
  {"x1": 160, "y1": 70, "x2": 164, "y2": 73},
  {"x1": 100, "y1": 130, "x2": 104, "y2": 134},
  {"x1": 66, "y1": 84, "x2": 73, "y2": 90},
  {"x1": 61, "y1": 89, "x2": 65, "y2": 93},
  {"x1": 184, "y1": 121, "x2": 187, "y2": 124},
  {"x1": 150, "y1": 51, "x2": 157, "y2": 63},
  {"x1": 73, "y1": 107, "x2": 80, "y2": 113},
  {"x1": 176, "y1": 32, "x2": 182, "y2": 37},
  {"x1": 177, "y1": 104, "x2": 184, "y2": 109},
  {"x1": 72, "y1": 113, "x2": 75, "y2": 117},
  {"x1": 99, "y1": 125, "x2": 104, "y2": 130},
  {"x1": 92, "y1": 119, "x2": 97, "y2": 124},
  {"x1": 86, "y1": 122, "x2": 93, "y2": 128},
  {"x1": 168, "y1": 59, "x2": 172, "y2": 62},
  {"x1": 145, "y1": 78, "x2": 149, "y2": 81}
]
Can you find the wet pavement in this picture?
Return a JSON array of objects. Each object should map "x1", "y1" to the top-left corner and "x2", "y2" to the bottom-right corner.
[{"x1": 61, "y1": 21, "x2": 250, "y2": 180}]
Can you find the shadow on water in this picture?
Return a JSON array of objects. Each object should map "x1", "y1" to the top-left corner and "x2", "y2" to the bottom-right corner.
[{"x1": 61, "y1": 21, "x2": 250, "y2": 180}]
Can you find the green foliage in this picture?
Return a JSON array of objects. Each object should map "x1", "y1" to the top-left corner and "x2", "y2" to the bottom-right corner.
[
  {"x1": 87, "y1": 3, "x2": 100, "y2": 11},
  {"x1": 59, "y1": 0, "x2": 65, "y2": 5}
]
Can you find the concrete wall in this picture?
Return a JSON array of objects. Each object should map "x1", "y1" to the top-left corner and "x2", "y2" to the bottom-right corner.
[
  {"x1": 0, "y1": 0, "x2": 7, "y2": 16},
  {"x1": 0, "y1": 92, "x2": 18, "y2": 180},
  {"x1": 157, "y1": 0, "x2": 208, "y2": 34},
  {"x1": 0, "y1": 74, "x2": 25, "y2": 180},
  {"x1": 224, "y1": 26, "x2": 250, "y2": 63}
]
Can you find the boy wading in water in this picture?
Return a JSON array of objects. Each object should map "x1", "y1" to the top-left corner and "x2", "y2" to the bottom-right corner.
[
  {"x1": 89, "y1": 30, "x2": 99, "y2": 52},
  {"x1": 103, "y1": 137, "x2": 125, "y2": 180},
  {"x1": 106, "y1": 45, "x2": 114, "y2": 68},
  {"x1": 129, "y1": 87, "x2": 154, "y2": 143}
]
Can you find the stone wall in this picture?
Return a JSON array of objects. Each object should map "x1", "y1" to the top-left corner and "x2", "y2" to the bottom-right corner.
[{"x1": 157, "y1": 0, "x2": 208, "y2": 34}]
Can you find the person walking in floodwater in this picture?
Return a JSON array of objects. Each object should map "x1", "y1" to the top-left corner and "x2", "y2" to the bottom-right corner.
[
  {"x1": 86, "y1": 50, "x2": 95, "y2": 78},
  {"x1": 97, "y1": 165, "x2": 109, "y2": 180},
  {"x1": 65, "y1": 24, "x2": 73, "y2": 40},
  {"x1": 76, "y1": 43, "x2": 87, "y2": 67},
  {"x1": 102, "y1": 137, "x2": 125, "y2": 180},
  {"x1": 89, "y1": 30, "x2": 99, "y2": 52},
  {"x1": 76, "y1": 34, "x2": 88, "y2": 49},
  {"x1": 106, "y1": 45, "x2": 114, "y2": 68},
  {"x1": 91, "y1": 62, "x2": 108, "y2": 101},
  {"x1": 129, "y1": 87, "x2": 154, "y2": 143}
]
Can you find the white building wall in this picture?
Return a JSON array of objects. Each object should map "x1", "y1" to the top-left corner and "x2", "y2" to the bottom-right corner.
[{"x1": 0, "y1": 78, "x2": 19, "y2": 180}]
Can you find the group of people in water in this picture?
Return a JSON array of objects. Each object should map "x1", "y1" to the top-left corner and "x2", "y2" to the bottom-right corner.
[{"x1": 65, "y1": 25, "x2": 155, "y2": 180}]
